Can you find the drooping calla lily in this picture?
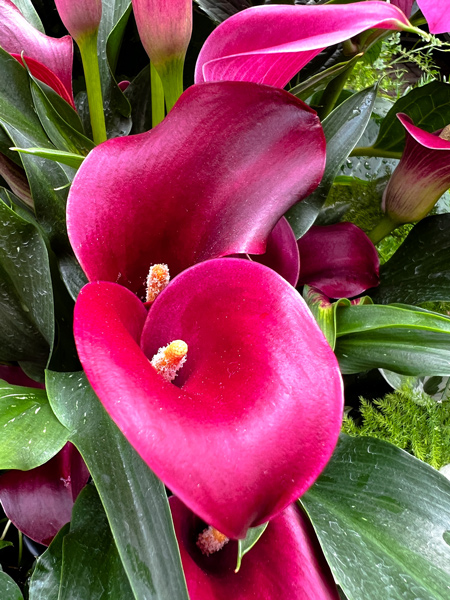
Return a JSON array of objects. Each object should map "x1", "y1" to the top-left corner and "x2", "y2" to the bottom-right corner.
[
  {"x1": 381, "y1": 113, "x2": 450, "y2": 228},
  {"x1": 170, "y1": 497, "x2": 340, "y2": 600},
  {"x1": 297, "y1": 223, "x2": 380, "y2": 298},
  {"x1": 391, "y1": 0, "x2": 450, "y2": 34},
  {"x1": 195, "y1": 2, "x2": 414, "y2": 88},
  {"x1": 73, "y1": 259, "x2": 344, "y2": 539},
  {"x1": 0, "y1": 0, "x2": 73, "y2": 104},
  {"x1": 54, "y1": 0, "x2": 102, "y2": 42},
  {"x1": 67, "y1": 81, "x2": 325, "y2": 299}
]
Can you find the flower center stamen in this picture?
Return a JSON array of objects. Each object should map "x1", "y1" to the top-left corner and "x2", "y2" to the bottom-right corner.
[
  {"x1": 196, "y1": 526, "x2": 229, "y2": 556},
  {"x1": 146, "y1": 263, "x2": 170, "y2": 303},
  {"x1": 150, "y1": 340, "x2": 188, "y2": 382}
]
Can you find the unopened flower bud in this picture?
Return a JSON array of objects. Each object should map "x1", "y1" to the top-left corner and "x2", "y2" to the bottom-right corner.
[{"x1": 54, "y1": 0, "x2": 102, "y2": 42}]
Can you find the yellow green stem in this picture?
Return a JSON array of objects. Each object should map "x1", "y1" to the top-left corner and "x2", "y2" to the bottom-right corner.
[
  {"x1": 157, "y1": 56, "x2": 185, "y2": 113},
  {"x1": 350, "y1": 146, "x2": 402, "y2": 159},
  {"x1": 151, "y1": 63, "x2": 165, "y2": 128},
  {"x1": 368, "y1": 214, "x2": 398, "y2": 245},
  {"x1": 78, "y1": 31, "x2": 107, "y2": 145}
]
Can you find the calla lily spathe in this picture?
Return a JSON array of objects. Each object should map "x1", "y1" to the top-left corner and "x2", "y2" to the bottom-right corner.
[
  {"x1": 195, "y1": 2, "x2": 413, "y2": 88},
  {"x1": 74, "y1": 259, "x2": 344, "y2": 539},
  {"x1": 391, "y1": 0, "x2": 450, "y2": 34},
  {"x1": 54, "y1": 0, "x2": 102, "y2": 42}
]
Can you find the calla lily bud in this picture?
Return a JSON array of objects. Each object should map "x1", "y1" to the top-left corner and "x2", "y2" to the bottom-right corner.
[
  {"x1": 382, "y1": 113, "x2": 450, "y2": 225},
  {"x1": 54, "y1": 0, "x2": 102, "y2": 42}
]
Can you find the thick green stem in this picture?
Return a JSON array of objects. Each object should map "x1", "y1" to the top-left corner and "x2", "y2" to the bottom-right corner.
[
  {"x1": 318, "y1": 62, "x2": 356, "y2": 120},
  {"x1": 368, "y1": 214, "x2": 398, "y2": 245},
  {"x1": 350, "y1": 146, "x2": 402, "y2": 159},
  {"x1": 78, "y1": 31, "x2": 107, "y2": 145},
  {"x1": 157, "y1": 57, "x2": 185, "y2": 113},
  {"x1": 151, "y1": 63, "x2": 165, "y2": 127}
]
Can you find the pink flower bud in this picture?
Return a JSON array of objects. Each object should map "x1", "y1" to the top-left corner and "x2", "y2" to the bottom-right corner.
[{"x1": 54, "y1": 0, "x2": 102, "y2": 41}]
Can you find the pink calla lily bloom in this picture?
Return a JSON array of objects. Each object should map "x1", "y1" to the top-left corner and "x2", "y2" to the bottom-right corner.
[
  {"x1": 170, "y1": 497, "x2": 340, "y2": 600},
  {"x1": 54, "y1": 0, "x2": 102, "y2": 42},
  {"x1": 391, "y1": 0, "x2": 450, "y2": 34},
  {"x1": 382, "y1": 114, "x2": 450, "y2": 224},
  {"x1": 74, "y1": 259, "x2": 344, "y2": 539},
  {"x1": 0, "y1": 0, "x2": 74, "y2": 104},
  {"x1": 195, "y1": 2, "x2": 412, "y2": 88},
  {"x1": 67, "y1": 82, "x2": 325, "y2": 297},
  {"x1": 297, "y1": 223, "x2": 380, "y2": 298}
]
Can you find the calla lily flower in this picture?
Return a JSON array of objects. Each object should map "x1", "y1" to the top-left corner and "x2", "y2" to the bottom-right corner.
[
  {"x1": 391, "y1": 0, "x2": 450, "y2": 34},
  {"x1": 0, "y1": 367, "x2": 89, "y2": 546},
  {"x1": 67, "y1": 81, "x2": 325, "y2": 297},
  {"x1": 382, "y1": 113, "x2": 450, "y2": 225},
  {"x1": 195, "y1": 2, "x2": 413, "y2": 88},
  {"x1": 54, "y1": 0, "x2": 102, "y2": 42},
  {"x1": 73, "y1": 259, "x2": 343, "y2": 539},
  {"x1": 297, "y1": 223, "x2": 380, "y2": 298},
  {"x1": 0, "y1": 0, "x2": 73, "y2": 104},
  {"x1": 170, "y1": 497, "x2": 340, "y2": 600}
]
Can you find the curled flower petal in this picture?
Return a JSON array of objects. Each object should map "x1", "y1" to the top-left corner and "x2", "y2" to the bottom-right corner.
[
  {"x1": 171, "y1": 497, "x2": 340, "y2": 600},
  {"x1": 74, "y1": 259, "x2": 343, "y2": 539},
  {"x1": 67, "y1": 81, "x2": 325, "y2": 297},
  {"x1": 0, "y1": 443, "x2": 89, "y2": 546},
  {"x1": 382, "y1": 114, "x2": 450, "y2": 224},
  {"x1": 297, "y1": 223, "x2": 380, "y2": 298},
  {"x1": 0, "y1": 0, "x2": 73, "y2": 103},
  {"x1": 195, "y1": 2, "x2": 412, "y2": 87}
]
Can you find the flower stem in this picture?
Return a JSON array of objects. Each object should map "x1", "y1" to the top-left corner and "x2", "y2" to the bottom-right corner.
[
  {"x1": 368, "y1": 214, "x2": 398, "y2": 245},
  {"x1": 350, "y1": 146, "x2": 402, "y2": 159},
  {"x1": 78, "y1": 31, "x2": 107, "y2": 145},
  {"x1": 17, "y1": 530, "x2": 23, "y2": 566},
  {"x1": 0, "y1": 519, "x2": 11, "y2": 540},
  {"x1": 151, "y1": 63, "x2": 165, "y2": 127},
  {"x1": 157, "y1": 57, "x2": 185, "y2": 113}
]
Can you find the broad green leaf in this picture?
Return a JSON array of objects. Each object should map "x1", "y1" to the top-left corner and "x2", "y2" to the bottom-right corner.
[
  {"x1": 371, "y1": 215, "x2": 450, "y2": 305},
  {"x1": 0, "y1": 199, "x2": 53, "y2": 366},
  {"x1": 235, "y1": 522, "x2": 268, "y2": 572},
  {"x1": 0, "y1": 571, "x2": 23, "y2": 600},
  {"x1": 125, "y1": 66, "x2": 152, "y2": 135},
  {"x1": 11, "y1": 0, "x2": 44, "y2": 32},
  {"x1": 59, "y1": 484, "x2": 133, "y2": 600},
  {"x1": 12, "y1": 148, "x2": 84, "y2": 169},
  {"x1": 0, "y1": 541, "x2": 13, "y2": 550},
  {"x1": 0, "y1": 380, "x2": 68, "y2": 470},
  {"x1": 286, "y1": 85, "x2": 377, "y2": 238},
  {"x1": 46, "y1": 371, "x2": 190, "y2": 600},
  {"x1": 335, "y1": 303, "x2": 450, "y2": 376},
  {"x1": 301, "y1": 435, "x2": 450, "y2": 600},
  {"x1": 373, "y1": 81, "x2": 450, "y2": 153},
  {"x1": 194, "y1": 0, "x2": 251, "y2": 23},
  {"x1": 28, "y1": 523, "x2": 69, "y2": 600}
]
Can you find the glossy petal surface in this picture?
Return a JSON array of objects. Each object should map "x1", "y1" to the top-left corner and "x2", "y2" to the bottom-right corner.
[
  {"x1": 0, "y1": 0, "x2": 73, "y2": 101},
  {"x1": 382, "y1": 114, "x2": 450, "y2": 224},
  {"x1": 74, "y1": 259, "x2": 343, "y2": 538},
  {"x1": 54, "y1": 0, "x2": 102, "y2": 41},
  {"x1": 297, "y1": 223, "x2": 380, "y2": 298},
  {"x1": 195, "y1": 3, "x2": 411, "y2": 87},
  {"x1": 67, "y1": 82, "x2": 325, "y2": 297},
  {"x1": 418, "y1": 0, "x2": 450, "y2": 34},
  {"x1": 171, "y1": 497, "x2": 339, "y2": 600},
  {"x1": 0, "y1": 443, "x2": 89, "y2": 545}
]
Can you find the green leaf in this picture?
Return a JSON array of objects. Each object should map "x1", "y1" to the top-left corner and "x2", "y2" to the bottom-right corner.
[
  {"x1": 59, "y1": 484, "x2": 133, "y2": 600},
  {"x1": 286, "y1": 85, "x2": 377, "y2": 238},
  {"x1": 46, "y1": 371, "x2": 190, "y2": 600},
  {"x1": 10, "y1": 0, "x2": 44, "y2": 32},
  {"x1": 235, "y1": 522, "x2": 268, "y2": 573},
  {"x1": 12, "y1": 148, "x2": 84, "y2": 170},
  {"x1": 373, "y1": 81, "x2": 450, "y2": 153},
  {"x1": 335, "y1": 303, "x2": 450, "y2": 376},
  {"x1": 0, "y1": 540, "x2": 13, "y2": 550},
  {"x1": 0, "y1": 571, "x2": 23, "y2": 600},
  {"x1": 125, "y1": 66, "x2": 152, "y2": 135},
  {"x1": 301, "y1": 435, "x2": 450, "y2": 600},
  {"x1": 371, "y1": 215, "x2": 450, "y2": 304},
  {"x1": 0, "y1": 380, "x2": 68, "y2": 470},
  {"x1": 28, "y1": 523, "x2": 69, "y2": 600},
  {"x1": 0, "y1": 199, "x2": 53, "y2": 366},
  {"x1": 194, "y1": 0, "x2": 251, "y2": 23}
]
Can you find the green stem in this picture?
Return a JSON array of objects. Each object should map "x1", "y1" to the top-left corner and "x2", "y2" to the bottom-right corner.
[
  {"x1": 158, "y1": 57, "x2": 185, "y2": 113},
  {"x1": 17, "y1": 530, "x2": 23, "y2": 566},
  {"x1": 318, "y1": 62, "x2": 356, "y2": 120},
  {"x1": 368, "y1": 214, "x2": 398, "y2": 245},
  {"x1": 78, "y1": 31, "x2": 107, "y2": 145},
  {"x1": 350, "y1": 146, "x2": 402, "y2": 159},
  {"x1": 151, "y1": 63, "x2": 165, "y2": 128},
  {"x1": 0, "y1": 519, "x2": 11, "y2": 541}
]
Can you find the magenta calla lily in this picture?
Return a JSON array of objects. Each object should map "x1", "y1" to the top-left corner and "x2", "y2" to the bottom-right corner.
[
  {"x1": 74, "y1": 259, "x2": 343, "y2": 539},
  {"x1": 0, "y1": 0, "x2": 73, "y2": 103},
  {"x1": 195, "y1": 2, "x2": 412, "y2": 88},
  {"x1": 382, "y1": 114, "x2": 450, "y2": 225},
  {"x1": 297, "y1": 223, "x2": 380, "y2": 298},
  {"x1": 54, "y1": 0, "x2": 102, "y2": 42},
  {"x1": 170, "y1": 497, "x2": 340, "y2": 600},
  {"x1": 0, "y1": 442, "x2": 89, "y2": 546},
  {"x1": 67, "y1": 81, "x2": 325, "y2": 298},
  {"x1": 392, "y1": 0, "x2": 450, "y2": 34}
]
